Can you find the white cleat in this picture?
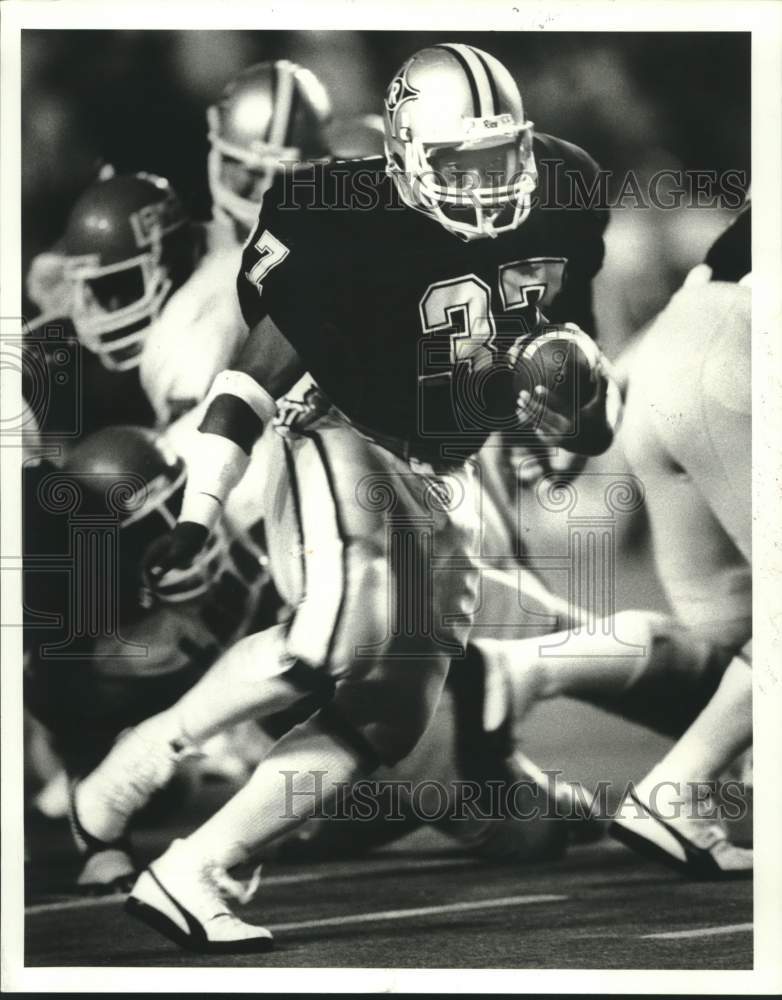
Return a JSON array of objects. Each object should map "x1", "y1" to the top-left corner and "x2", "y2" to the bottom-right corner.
[
  {"x1": 69, "y1": 780, "x2": 137, "y2": 895},
  {"x1": 611, "y1": 780, "x2": 753, "y2": 880},
  {"x1": 125, "y1": 840, "x2": 274, "y2": 954}
]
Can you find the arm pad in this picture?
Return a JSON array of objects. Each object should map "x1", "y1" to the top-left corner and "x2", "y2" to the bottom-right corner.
[
  {"x1": 179, "y1": 433, "x2": 249, "y2": 528},
  {"x1": 177, "y1": 369, "x2": 279, "y2": 529}
]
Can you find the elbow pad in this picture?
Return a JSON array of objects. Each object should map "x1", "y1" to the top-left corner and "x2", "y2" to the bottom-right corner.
[{"x1": 200, "y1": 369, "x2": 278, "y2": 451}]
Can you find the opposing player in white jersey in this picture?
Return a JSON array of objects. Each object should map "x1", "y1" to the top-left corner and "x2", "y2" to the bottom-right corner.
[
  {"x1": 139, "y1": 59, "x2": 383, "y2": 426},
  {"x1": 609, "y1": 205, "x2": 752, "y2": 876},
  {"x1": 475, "y1": 205, "x2": 753, "y2": 878}
]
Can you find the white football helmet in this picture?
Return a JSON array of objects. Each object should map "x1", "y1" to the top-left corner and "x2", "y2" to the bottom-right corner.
[
  {"x1": 207, "y1": 60, "x2": 332, "y2": 236},
  {"x1": 384, "y1": 44, "x2": 537, "y2": 241}
]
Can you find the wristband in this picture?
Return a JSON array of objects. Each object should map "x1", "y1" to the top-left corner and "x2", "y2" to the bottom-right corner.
[{"x1": 204, "y1": 369, "x2": 278, "y2": 425}]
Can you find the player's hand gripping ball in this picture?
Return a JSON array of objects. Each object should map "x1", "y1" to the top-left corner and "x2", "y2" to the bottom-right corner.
[{"x1": 514, "y1": 324, "x2": 614, "y2": 455}]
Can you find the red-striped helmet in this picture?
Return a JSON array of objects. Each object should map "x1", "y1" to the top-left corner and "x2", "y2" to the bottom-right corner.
[
  {"x1": 384, "y1": 44, "x2": 537, "y2": 241},
  {"x1": 207, "y1": 60, "x2": 332, "y2": 235}
]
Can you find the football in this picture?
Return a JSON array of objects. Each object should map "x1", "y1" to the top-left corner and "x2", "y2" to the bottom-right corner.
[{"x1": 513, "y1": 327, "x2": 601, "y2": 422}]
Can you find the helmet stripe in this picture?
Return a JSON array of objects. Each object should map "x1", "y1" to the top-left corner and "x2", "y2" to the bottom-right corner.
[
  {"x1": 440, "y1": 43, "x2": 494, "y2": 118},
  {"x1": 470, "y1": 48, "x2": 501, "y2": 115},
  {"x1": 269, "y1": 60, "x2": 296, "y2": 148},
  {"x1": 435, "y1": 44, "x2": 481, "y2": 116},
  {"x1": 284, "y1": 73, "x2": 302, "y2": 149},
  {"x1": 266, "y1": 62, "x2": 278, "y2": 144}
]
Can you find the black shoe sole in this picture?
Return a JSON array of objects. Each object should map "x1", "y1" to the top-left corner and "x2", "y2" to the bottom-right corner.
[
  {"x1": 609, "y1": 814, "x2": 752, "y2": 882},
  {"x1": 125, "y1": 895, "x2": 275, "y2": 955}
]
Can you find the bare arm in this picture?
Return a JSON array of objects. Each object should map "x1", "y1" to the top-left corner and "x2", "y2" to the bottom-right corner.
[{"x1": 233, "y1": 315, "x2": 306, "y2": 400}]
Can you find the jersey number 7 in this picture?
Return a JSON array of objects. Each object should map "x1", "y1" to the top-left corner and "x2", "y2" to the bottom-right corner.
[{"x1": 245, "y1": 230, "x2": 290, "y2": 291}]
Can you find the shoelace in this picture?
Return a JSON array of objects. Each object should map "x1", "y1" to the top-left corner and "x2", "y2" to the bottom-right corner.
[
  {"x1": 663, "y1": 793, "x2": 729, "y2": 852},
  {"x1": 207, "y1": 862, "x2": 264, "y2": 906}
]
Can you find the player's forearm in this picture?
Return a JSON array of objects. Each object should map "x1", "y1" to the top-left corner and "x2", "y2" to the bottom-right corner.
[
  {"x1": 180, "y1": 320, "x2": 305, "y2": 531},
  {"x1": 178, "y1": 371, "x2": 277, "y2": 529}
]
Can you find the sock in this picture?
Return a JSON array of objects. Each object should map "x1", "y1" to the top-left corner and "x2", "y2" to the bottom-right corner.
[
  {"x1": 172, "y1": 624, "x2": 303, "y2": 744},
  {"x1": 75, "y1": 719, "x2": 185, "y2": 842},
  {"x1": 177, "y1": 708, "x2": 375, "y2": 872},
  {"x1": 483, "y1": 610, "x2": 670, "y2": 719},
  {"x1": 638, "y1": 652, "x2": 752, "y2": 795},
  {"x1": 75, "y1": 624, "x2": 306, "y2": 843}
]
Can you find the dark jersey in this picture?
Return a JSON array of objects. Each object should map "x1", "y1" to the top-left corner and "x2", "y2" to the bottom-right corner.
[{"x1": 238, "y1": 134, "x2": 607, "y2": 459}]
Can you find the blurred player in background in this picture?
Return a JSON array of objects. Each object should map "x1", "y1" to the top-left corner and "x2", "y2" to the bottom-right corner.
[
  {"x1": 139, "y1": 59, "x2": 385, "y2": 426},
  {"x1": 24, "y1": 172, "x2": 203, "y2": 440},
  {"x1": 24, "y1": 422, "x2": 283, "y2": 892}
]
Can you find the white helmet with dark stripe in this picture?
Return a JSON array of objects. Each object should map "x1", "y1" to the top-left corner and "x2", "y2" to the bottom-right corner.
[
  {"x1": 384, "y1": 43, "x2": 537, "y2": 241},
  {"x1": 207, "y1": 60, "x2": 332, "y2": 235}
]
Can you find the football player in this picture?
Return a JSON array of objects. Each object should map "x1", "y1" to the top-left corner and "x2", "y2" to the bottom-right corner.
[
  {"x1": 476, "y1": 205, "x2": 753, "y2": 878},
  {"x1": 71, "y1": 44, "x2": 620, "y2": 953},
  {"x1": 138, "y1": 59, "x2": 335, "y2": 426},
  {"x1": 24, "y1": 172, "x2": 203, "y2": 441},
  {"x1": 24, "y1": 423, "x2": 282, "y2": 892},
  {"x1": 609, "y1": 204, "x2": 752, "y2": 876}
]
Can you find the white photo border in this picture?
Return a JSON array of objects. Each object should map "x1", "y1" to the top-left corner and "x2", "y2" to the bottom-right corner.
[{"x1": 2, "y1": 0, "x2": 780, "y2": 993}]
